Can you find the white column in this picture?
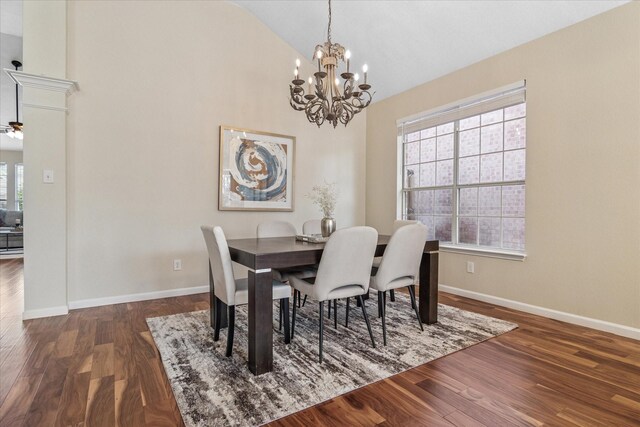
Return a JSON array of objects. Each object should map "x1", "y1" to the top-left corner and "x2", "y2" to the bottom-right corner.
[{"x1": 19, "y1": 0, "x2": 77, "y2": 319}]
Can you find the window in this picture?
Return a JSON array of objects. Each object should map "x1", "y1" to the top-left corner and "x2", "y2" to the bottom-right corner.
[
  {"x1": 15, "y1": 164, "x2": 23, "y2": 211},
  {"x1": 0, "y1": 163, "x2": 6, "y2": 209},
  {"x1": 398, "y1": 82, "x2": 526, "y2": 254}
]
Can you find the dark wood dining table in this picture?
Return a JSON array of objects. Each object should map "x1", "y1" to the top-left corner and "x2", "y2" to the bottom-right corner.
[{"x1": 209, "y1": 235, "x2": 439, "y2": 375}]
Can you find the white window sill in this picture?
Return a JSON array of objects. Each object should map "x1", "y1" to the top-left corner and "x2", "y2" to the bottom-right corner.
[{"x1": 440, "y1": 244, "x2": 526, "y2": 261}]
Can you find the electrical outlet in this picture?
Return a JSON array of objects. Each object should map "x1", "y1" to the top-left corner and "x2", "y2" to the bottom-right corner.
[
  {"x1": 466, "y1": 261, "x2": 474, "y2": 274},
  {"x1": 43, "y1": 169, "x2": 54, "y2": 183},
  {"x1": 173, "y1": 259, "x2": 182, "y2": 271}
]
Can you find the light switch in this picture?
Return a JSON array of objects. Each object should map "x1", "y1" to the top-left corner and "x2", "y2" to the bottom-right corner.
[{"x1": 43, "y1": 170, "x2": 54, "y2": 183}]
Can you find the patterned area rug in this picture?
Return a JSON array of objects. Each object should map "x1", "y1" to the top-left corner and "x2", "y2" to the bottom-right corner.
[{"x1": 147, "y1": 293, "x2": 517, "y2": 426}]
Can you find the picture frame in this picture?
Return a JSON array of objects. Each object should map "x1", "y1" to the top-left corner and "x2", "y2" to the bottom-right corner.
[{"x1": 219, "y1": 126, "x2": 295, "y2": 211}]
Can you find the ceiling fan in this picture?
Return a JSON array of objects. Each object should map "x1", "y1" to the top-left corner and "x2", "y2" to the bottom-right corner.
[{"x1": 1, "y1": 60, "x2": 23, "y2": 140}]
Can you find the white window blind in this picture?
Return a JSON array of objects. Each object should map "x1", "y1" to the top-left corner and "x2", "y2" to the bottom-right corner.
[
  {"x1": 0, "y1": 163, "x2": 7, "y2": 210},
  {"x1": 15, "y1": 163, "x2": 23, "y2": 211}
]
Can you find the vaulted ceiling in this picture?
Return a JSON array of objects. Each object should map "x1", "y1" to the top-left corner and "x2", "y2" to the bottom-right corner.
[
  {"x1": 0, "y1": 0, "x2": 629, "y2": 150},
  {"x1": 233, "y1": 0, "x2": 628, "y2": 101}
]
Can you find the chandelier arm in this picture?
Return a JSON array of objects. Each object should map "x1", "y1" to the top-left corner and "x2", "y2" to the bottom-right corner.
[
  {"x1": 351, "y1": 91, "x2": 373, "y2": 109},
  {"x1": 289, "y1": 86, "x2": 309, "y2": 110}
]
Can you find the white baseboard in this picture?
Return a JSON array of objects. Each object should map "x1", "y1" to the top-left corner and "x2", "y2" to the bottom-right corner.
[
  {"x1": 0, "y1": 253, "x2": 24, "y2": 259},
  {"x1": 23, "y1": 305, "x2": 69, "y2": 320},
  {"x1": 440, "y1": 284, "x2": 640, "y2": 340},
  {"x1": 68, "y1": 285, "x2": 209, "y2": 310}
]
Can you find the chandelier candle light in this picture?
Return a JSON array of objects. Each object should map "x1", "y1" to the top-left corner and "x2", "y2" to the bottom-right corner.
[{"x1": 289, "y1": 0, "x2": 373, "y2": 128}]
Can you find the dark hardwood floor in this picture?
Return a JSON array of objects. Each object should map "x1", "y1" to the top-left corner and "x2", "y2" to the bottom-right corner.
[{"x1": 1, "y1": 257, "x2": 639, "y2": 426}]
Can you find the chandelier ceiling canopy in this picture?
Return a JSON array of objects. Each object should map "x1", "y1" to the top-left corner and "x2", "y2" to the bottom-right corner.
[{"x1": 289, "y1": 0, "x2": 373, "y2": 128}]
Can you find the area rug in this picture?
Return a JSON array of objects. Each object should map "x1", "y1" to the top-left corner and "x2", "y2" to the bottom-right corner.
[{"x1": 147, "y1": 293, "x2": 517, "y2": 426}]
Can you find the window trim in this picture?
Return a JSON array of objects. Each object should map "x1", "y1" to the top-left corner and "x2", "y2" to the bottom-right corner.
[
  {"x1": 396, "y1": 82, "x2": 526, "y2": 255},
  {"x1": 14, "y1": 163, "x2": 23, "y2": 211},
  {"x1": 440, "y1": 244, "x2": 526, "y2": 261}
]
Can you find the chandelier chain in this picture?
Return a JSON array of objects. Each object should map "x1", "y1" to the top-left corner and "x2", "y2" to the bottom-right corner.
[{"x1": 327, "y1": 0, "x2": 332, "y2": 44}]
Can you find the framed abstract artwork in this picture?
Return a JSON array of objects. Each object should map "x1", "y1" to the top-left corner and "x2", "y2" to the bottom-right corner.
[{"x1": 219, "y1": 126, "x2": 295, "y2": 211}]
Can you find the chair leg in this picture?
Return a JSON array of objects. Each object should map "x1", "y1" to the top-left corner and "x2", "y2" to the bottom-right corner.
[
  {"x1": 357, "y1": 295, "x2": 376, "y2": 348},
  {"x1": 408, "y1": 285, "x2": 424, "y2": 331},
  {"x1": 328, "y1": 299, "x2": 332, "y2": 319},
  {"x1": 381, "y1": 291, "x2": 387, "y2": 346},
  {"x1": 410, "y1": 284, "x2": 416, "y2": 309},
  {"x1": 390, "y1": 289, "x2": 396, "y2": 302},
  {"x1": 291, "y1": 290, "x2": 298, "y2": 340},
  {"x1": 214, "y1": 296, "x2": 222, "y2": 341},
  {"x1": 319, "y1": 301, "x2": 324, "y2": 363},
  {"x1": 279, "y1": 300, "x2": 283, "y2": 331},
  {"x1": 282, "y1": 297, "x2": 291, "y2": 344},
  {"x1": 302, "y1": 294, "x2": 307, "y2": 307},
  {"x1": 225, "y1": 305, "x2": 236, "y2": 357},
  {"x1": 345, "y1": 297, "x2": 350, "y2": 328},
  {"x1": 334, "y1": 299, "x2": 338, "y2": 329},
  {"x1": 377, "y1": 291, "x2": 383, "y2": 318}
]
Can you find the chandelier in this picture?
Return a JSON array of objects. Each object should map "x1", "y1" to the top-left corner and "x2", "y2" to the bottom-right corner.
[
  {"x1": 2, "y1": 61, "x2": 24, "y2": 140},
  {"x1": 289, "y1": 0, "x2": 373, "y2": 128}
]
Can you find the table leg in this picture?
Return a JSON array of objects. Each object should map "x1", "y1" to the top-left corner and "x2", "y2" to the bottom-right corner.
[
  {"x1": 209, "y1": 261, "x2": 227, "y2": 329},
  {"x1": 248, "y1": 268, "x2": 274, "y2": 375},
  {"x1": 419, "y1": 251, "x2": 439, "y2": 324}
]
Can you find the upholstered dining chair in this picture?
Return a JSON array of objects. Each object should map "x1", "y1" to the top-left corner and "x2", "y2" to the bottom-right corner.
[
  {"x1": 372, "y1": 219, "x2": 418, "y2": 268},
  {"x1": 256, "y1": 220, "x2": 318, "y2": 317},
  {"x1": 256, "y1": 221, "x2": 317, "y2": 283},
  {"x1": 302, "y1": 219, "x2": 322, "y2": 235},
  {"x1": 372, "y1": 219, "x2": 419, "y2": 303},
  {"x1": 289, "y1": 226, "x2": 378, "y2": 362},
  {"x1": 256, "y1": 220, "x2": 297, "y2": 238},
  {"x1": 370, "y1": 223, "x2": 427, "y2": 345},
  {"x1": 201, "y1": 225, "x2": 291, "y2": 357}
]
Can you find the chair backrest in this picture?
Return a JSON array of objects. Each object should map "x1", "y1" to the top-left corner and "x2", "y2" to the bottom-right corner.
[
  {"x1": 393, "y1": 219, "x2": 418, "y2": 232},
  {"x1": 313, "y1": 226, "x2": 378, "y2": 301},
  {"x1": 256, "y1": 221, "x2": 297, "y2": 238},
  {"x1": 376, "y1": 223, "x2": 428, "y2": 289},
  {"x1": 201, "y1": 226, "x2": 237, "y2": 305},
  {"x1": 302, "y1": 219, "x2": 322, "y2": 235}
]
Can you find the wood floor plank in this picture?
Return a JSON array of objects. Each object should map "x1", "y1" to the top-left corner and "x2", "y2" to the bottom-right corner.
[
  {"x1": 22, "y1": 356, "x2": 70, "y2": 427},
  {"x1": 2, "y1": 259, "x2": 639, "y2": 427},
  {"x1": 53, "y1": 371, "x2": 91, "y2": 427},
  {"x1": 142, "y1": 397, "x2": 184, "y2": 427},
  {"x1": 114, "y1": 376, "x2": 144, "y2": 427},
  {"x1": 344, "y1": 381, "x2": 455, "y2": 426},
  {"x1": 0, "y1": 374, "x2": 43, "y2": 426},
  {"x1": 315, "y1": 396, "x2": 385, "y2": 426},
  {"x1": 84, "y1": 376, "x2": 115, "y2": 427},
  {"x1": 90, "y1": 343, "x2": 114, "y2": 379},
  {"x1": 444, "y1": 410, "x2": 488, "y2": 427}
]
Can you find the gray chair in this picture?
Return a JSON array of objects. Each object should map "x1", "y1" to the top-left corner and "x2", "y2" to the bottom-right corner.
[
  {"x1": 289, "y1": 226, "x2": 378, "y2": 362},
  {"x1": 370, "y1": 223, "x2": 427, "y2": 345},
  {"x1": 373, "y1": 219, "x2": 420, "y2": 303},
  {"x1": 302, "y1": 219, "x2": 322, "y2": 235},
  {"x1": 256, "y1": 220, "x2": 318, "y2": 318},
  {"x1": 256, "y1": 220, "x2": 317, "y2": 281},
  {"x1": 201, "y1": 225, "x2": 291, "y2": 357},
  {"x1": 372, "y1": 219, "x2": 419, "y2": 268},
  {"x1": 256, "y1": 220, "x2": 297, "y2": 238}
]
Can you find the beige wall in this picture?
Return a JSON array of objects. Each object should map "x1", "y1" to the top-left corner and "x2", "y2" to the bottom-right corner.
[
  {"x1": 65, "y1": 1, "x2": 366, "y2": 302},
  {"x1": 0, "y1": 150, "x2": 22, "y2": 211},
  {"x1": 366, "y1": 3, "x2": 640, "y2": 329}
]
